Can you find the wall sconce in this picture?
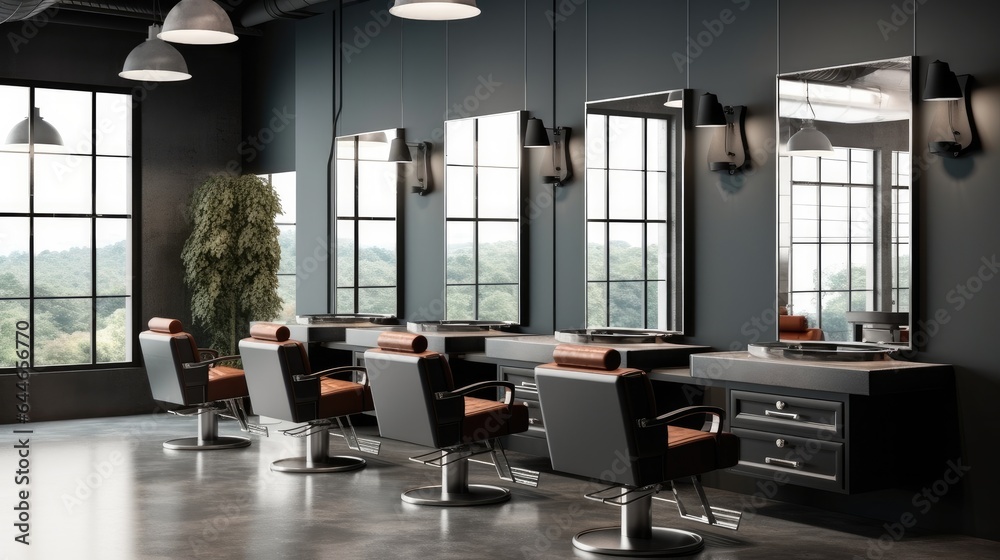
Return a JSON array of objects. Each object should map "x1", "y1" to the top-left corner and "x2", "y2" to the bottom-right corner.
[
  {"x1": 524, "y1": 117, "x2": 572, "y2": 187},
  {"x1": 4, "y1": 107, "x2": 64, "y2": 151},
  {"x1": 696, "y1": 93, "x2": 748, "y2": 174},
  {"x1": 389, "y1": 0, "x2": 480, "y2": 21},
  {"x1": 388, "y1": 137, "x2": 433, "y2": 195},
  {"x1": 924, "y1": 60, "x2": 977, "y2": 158}
]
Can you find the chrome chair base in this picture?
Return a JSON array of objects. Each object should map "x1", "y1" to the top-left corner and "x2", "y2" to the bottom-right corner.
[
  {"x1": 271, "y1": 455, "x2": 366, "y2": 473},
  {"x1": 402, "y1": 484, "x2": 510, "y2": 506},
  {"x1": 163, "y1": 436, "x2": 251, "y2": 450},
  {"x1": 573, "y1": 527, "x2": 704, "y2": 557}
]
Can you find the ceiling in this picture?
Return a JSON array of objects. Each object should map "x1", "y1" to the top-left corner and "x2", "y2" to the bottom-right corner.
[{"x1": 0, "y1": 0, "x2": 370, "y2": 35}]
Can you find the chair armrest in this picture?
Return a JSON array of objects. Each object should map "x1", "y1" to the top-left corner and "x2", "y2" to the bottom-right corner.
[
  {"x1": 637, "y1": 406, "x2": 726, "y2": 433},
  {"x1": 436, "y1": 381, "x2": 516, "y2": 405},
  {"x1": 182, "y1": 355, "x2": 242, "y2": 369},
  {"x1": 198, "y1": 348, "x2": 221, "y2": 360},
  {"x1": 293, "y1": 366, "x2": 369, "y2": 386}
]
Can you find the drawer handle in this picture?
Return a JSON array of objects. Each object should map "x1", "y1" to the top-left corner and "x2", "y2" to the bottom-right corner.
[
  {"x1": 765, "y1": 457, "x2": 802, "y2": 469},
  {"x1": 528, "y1": 418, "x2": 542, "y2": 425},
  {"x1": 520, "y1": 401, "x2": 532, "y2": 408},
  {"x1": 518, "y1": 382, "x2": 538, "y2": 395},
  {"x1": 765, "y1": 409, "x2": 800, "y2": 420}
]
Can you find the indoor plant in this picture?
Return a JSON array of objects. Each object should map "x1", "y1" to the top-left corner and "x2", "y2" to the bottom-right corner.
[{"x1": 181, "y1": 173, "x2": 283, "y2": 355}]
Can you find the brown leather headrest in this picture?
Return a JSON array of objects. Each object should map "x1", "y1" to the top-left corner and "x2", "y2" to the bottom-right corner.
[
  {"x1": 250, "y1": 323, "x2": 290, "y2": 342},
  {"x1": 376, "y1": 331, "x2": 428, "y2": 353},
  {"x1": 553, "y1": 344, "x2": 622, "y2": 371},
  {"x1": 778, "y1": 315, "x2": 809, "y2": 332},
  {"x1": 148, "y1": 317, "x2": 183, "y2": 334}
]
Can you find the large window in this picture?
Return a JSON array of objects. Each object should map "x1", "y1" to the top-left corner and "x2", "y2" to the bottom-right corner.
[
  {"x1": 585, "y1": 111, "x2": 680, "y2": 330},
  {"x1": 783, "y1": 148, "x2": 878, "y2": 340},
  {"x1": 259, "y1": 172, "x2": 296, "y2": 322},
  {"x1": 334, "y1": 130, "x2": 399, "y2": 315},
  {"x1": 444, "y1": 111, "x2": 524, "y2": 323},
  {"x1": 890, "y1": 151, "x2": 910, "y2": 313},
  {"x1": 0, "y1": 84, "x2": 135, "y2": 369}
]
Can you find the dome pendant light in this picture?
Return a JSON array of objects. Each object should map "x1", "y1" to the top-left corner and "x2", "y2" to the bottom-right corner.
[
  {"x1": 120, "y1": 25, "x2": 192, "y2": 82},
  {"x1": 389, "y1": 0, "x2": 480, "y2": 21},
  {"x1": 787, "y1": 82, "x2": 835, "y2": 157},
  {"x1": 5, "y1": 107, "x2": 64, "y2": 151},
  {"x1": 159, "y1": 0, "x2": 238, "y2": 45}
]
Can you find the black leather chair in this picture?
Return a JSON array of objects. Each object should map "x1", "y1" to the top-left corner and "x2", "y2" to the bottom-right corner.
[
  {"x1": 238, "y1": 323, "x2": 380, "y2": 473},
  {"x1": 138, "y1": 317, "x2": 261, "y2": 450},
  {"x1": 363, "y1": 331, "x2": 538, "y2": 506},
  {"x1": 535, "y1": 344, "x2": 741, "y2": 556}
]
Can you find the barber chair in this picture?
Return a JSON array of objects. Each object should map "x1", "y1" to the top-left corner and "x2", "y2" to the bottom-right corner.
[
  {"x1": 138, "y1": 317, "x2": 264, "y2": 450},
  {"x1": 535, "y1": 344, "x2": 741, "y2": 556},
  {"x1": 363, "y1": 331, "x2": 538, "y2": 506},
  {"x1": 238, "y1": 323, "x2": 380, "y2": 473}
]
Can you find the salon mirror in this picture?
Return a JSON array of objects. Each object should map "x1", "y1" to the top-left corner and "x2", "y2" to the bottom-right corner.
[
  {"x1": 777, "y1": 57, "x2": 913, "y2": 347},
  {"x1": 585, "y1": 90, "x2": 688, "y2": 333},
  {"x1": 333, "y1": 128, "x2": 403, "y2": 315}
]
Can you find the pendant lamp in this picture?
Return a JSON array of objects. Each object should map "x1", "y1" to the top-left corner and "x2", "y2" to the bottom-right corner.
[
  {"x1": 120, "y1": 25, "x2": 191, "y2": 82},
  {"x1": 159, "y1": 0, "x2": 238, "y2": 45},
  {"x1": 4, "y1": 107, "x2": 64, "y2": 151},
  {"x1": 389, "y1": 0, "x2": 480, "y2": 21}
]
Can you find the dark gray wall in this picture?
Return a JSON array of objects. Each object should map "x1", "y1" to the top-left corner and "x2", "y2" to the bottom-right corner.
[
  {"x1": 283, "y1": 0, "x2": 1000, "y2": 539},
  {"x1": 0, "y1": 20, "x2": 243, "y2": 421}
]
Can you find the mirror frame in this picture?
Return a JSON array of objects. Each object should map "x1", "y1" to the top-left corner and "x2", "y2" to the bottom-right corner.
[
  {"x1": 584, "y1": 89, "x2": 691, "y2": 334},
  {"x1": 332, "y1": 127, "x2": 405, "y2": 317},
  {"x1": 776, "y1": 57, "x2": 914, "y2": 349}
]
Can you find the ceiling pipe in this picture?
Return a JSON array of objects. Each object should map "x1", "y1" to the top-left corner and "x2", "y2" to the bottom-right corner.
[{"x1": 241, "y1": 0, "x2": 326, "y2": 27}]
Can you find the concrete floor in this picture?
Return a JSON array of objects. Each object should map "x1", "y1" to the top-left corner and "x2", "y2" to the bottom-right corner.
[{"x1": 2, "y1": 414, "x2": 998, "y2": 560}]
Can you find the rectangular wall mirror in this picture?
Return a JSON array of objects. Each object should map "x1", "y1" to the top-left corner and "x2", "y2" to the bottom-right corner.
[
  {"x1": 334, "y1": 128, "x2": 403, "y2": 315},
  {"x1": 585, "y1": 90, "x2": 688, "y2": 333},
  {"x1": 444, "y1": 111, "x2": 526, "y2": 324},
  {"x1": 777, "y1": 57, "x2": 913, "y2": 347}
]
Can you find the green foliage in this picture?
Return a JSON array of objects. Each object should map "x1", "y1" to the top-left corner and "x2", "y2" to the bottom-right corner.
[
  {"x1": 1, "y1": 243, "x2": 129, "y2": 368},
  {"x1": 181, "y1": 174, "x2": 283, "y2": 354}
]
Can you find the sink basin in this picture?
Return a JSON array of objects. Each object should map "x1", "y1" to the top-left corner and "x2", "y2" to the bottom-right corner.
[
  {"x1": 748, "y1": 342, "x2": 896, "y2": 362},
  {"x1": 553, "y1": 328, "x2": 676, "y2": 344},
  {"x1": 406, "y1": 320, "x2": 515, "y2": 333}
]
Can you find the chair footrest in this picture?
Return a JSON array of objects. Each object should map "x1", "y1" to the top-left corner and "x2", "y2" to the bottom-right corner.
[
  {"x1": 245, "y1": 423, "x2": 269, "y2": 437},
  {"x1": 654, "y1": 496, "x2": 742, "y2": 530},
  {"x1": 168, "y1": 405, "x2": 222, "y2": 417}
]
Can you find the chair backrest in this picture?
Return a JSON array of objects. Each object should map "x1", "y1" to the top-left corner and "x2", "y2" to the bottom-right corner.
[
  {"x1": 778, "y1": 314, "x2": 824, "y2": 341},
  {"x1": 138, "y1": 317, "x2": 204, "y2": 405},
  {"x1": 363, "y1": 331, "x2": 463, "y2": 448},
  {"x1": 535, "y1": 344, "x2": 667, "y2": 487},
  {"x1": 238, "y1": 323, "x2": 318, "y2": 423}
]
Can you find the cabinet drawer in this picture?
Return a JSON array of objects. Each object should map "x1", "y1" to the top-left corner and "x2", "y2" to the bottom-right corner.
[
  {"x1": 500, "y1": 366, "x2": 544, "y2": 431},
  {"x1": 730, "y1": 390, "x2": 842, "y2": 438},
  {"x1": 731, "y1": 428, "x2": 844, "y2": 492}
]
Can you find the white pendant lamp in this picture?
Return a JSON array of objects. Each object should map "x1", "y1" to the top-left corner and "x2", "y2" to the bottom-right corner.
[
  {"x1": 787, "y1": 82, "x2": 834, "y2": 157},
  {"x1": 389, "y1": 0, "x2": 480, "y2": 21},
  {"x1": 159, "y1": 0, "x2": 237, "y2": 45},
  {"x1": 4, "y1": 107, "x2": 64, "y2": 151},
  {"x1": 120, "y1": 25, "x2": 192, "y2": 82},
  {"x1": 787, "y1": 120, "x2": 835, "y2": 156}
]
